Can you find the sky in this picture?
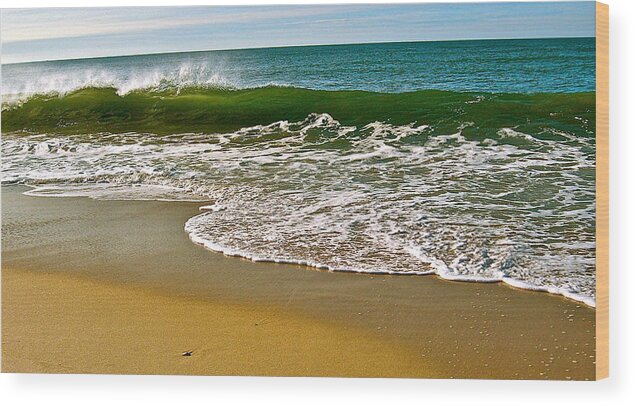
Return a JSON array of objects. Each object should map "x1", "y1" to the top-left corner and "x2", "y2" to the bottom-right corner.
[{"x1": 1, "y1": 1, "x2": 596, "y2": 64}]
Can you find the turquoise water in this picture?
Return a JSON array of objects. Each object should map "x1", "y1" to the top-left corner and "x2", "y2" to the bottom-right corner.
[
  {"x1": 1, "y1": 38, "x2": 597, "y2": 305},
  {"x1": 2, "y1": 38, "x2": 595, "y2": 96}
]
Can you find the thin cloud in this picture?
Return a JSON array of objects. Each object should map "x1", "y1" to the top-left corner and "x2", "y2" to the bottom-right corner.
[
  {"x1": 1, "y1": 5, "x2": 363, "y2": 43},
  {"x1": 0, "y1": 2, "x2": 596, "y2": 64}
]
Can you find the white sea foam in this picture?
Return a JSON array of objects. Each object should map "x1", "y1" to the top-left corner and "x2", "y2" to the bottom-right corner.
[
  {"x1": 24, "y1": 184, "x2": 207, "y2": 202},
  {"x1": 1, "y1": 114, "x2": 597, "y2": 307},
  {"x1": 1, "y1": 60, "x2": 250, "y2": 105}
]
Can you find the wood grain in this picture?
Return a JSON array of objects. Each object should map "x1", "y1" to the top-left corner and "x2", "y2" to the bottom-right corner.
[{"x1": 595, "y1": 1, "x2": 609, "y2": 380}]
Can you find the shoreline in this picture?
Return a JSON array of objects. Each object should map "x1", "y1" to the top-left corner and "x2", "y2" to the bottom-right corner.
[
  {"x1": 24, "y1": 183, "x2": 596, "y2": 308},
  {"x1": 1, "y1": 186, "x2": 597, "y2": 379},
  {"x1": 186, "y1": 226, "x2": 596, "y2": 309}
]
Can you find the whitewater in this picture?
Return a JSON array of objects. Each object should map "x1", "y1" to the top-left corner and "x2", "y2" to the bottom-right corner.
[{"x1": 1, "y1": 39, "x2": 597, "y2": 307}]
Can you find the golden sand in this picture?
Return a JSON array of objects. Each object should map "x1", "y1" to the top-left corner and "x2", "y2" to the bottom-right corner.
[
  {"x1": 1, "y1": 186, "x2": 596, "y2": 379},
  {"x1": 2, "y1": 267, "x2": 430, "y2": 377}
]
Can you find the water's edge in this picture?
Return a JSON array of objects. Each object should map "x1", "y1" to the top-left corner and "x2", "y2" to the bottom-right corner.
[
  {"x1": 12, "y1": 185, "x2": 595, "y2": 308},
  {"x1": 185, "y1": 208, "x2": 596, "y2": 308}
]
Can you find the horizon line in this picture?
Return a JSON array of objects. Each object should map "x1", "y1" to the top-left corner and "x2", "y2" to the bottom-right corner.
[{"x1": 2, "y1": 35, "x2": 595, "y2": 66}]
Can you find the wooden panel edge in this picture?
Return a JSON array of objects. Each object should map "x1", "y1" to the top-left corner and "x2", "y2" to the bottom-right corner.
[{"x1": 595, "y1": 1, "x2": 609, "y2": 381}]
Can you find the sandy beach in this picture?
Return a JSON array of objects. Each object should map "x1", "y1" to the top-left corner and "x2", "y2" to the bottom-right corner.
[{"x1": 1, "y1": 186, "x2": 596, "y2": 379}]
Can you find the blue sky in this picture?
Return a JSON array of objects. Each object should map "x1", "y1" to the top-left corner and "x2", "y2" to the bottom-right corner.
[{"x1": 1, "y1": 2, "x2": 596, "y2": 63}]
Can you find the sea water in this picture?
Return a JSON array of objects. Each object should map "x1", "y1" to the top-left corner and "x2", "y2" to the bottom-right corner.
[{"x1": 1, "y1": 38, "x2": 597, "y2": 306}]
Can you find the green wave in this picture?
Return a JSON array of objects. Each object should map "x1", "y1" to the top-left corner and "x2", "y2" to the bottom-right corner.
[{"x1": 2, "y1": 86, "x2": 596, "y2": 138}]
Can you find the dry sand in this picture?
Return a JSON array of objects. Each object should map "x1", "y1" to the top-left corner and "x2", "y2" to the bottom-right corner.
[
  {"x1": 1, "y1": 186, "x2": 596, "y2": 379},
  {"x1": 3, "y1": 268, "x2": 430, "y2": 377}
]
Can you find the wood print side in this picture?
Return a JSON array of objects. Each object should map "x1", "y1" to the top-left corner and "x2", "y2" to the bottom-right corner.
[{"x1": 595, "y1": 1, "x2": 609, "y2": 380}]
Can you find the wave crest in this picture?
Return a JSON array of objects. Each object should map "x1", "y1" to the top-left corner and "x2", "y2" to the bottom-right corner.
[{"x1": 1, "y1": 61, "x2": 264, "y2": 105}]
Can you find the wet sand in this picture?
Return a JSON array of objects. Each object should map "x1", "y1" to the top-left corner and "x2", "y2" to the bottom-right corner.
[{"x1": 1, "y1": 186, "x2": 596, "y2": 379}]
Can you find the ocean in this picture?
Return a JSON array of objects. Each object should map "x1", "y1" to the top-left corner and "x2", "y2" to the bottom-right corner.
[{"x1": 1, "y1": 38, "x2": 597, "y2": 306}]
